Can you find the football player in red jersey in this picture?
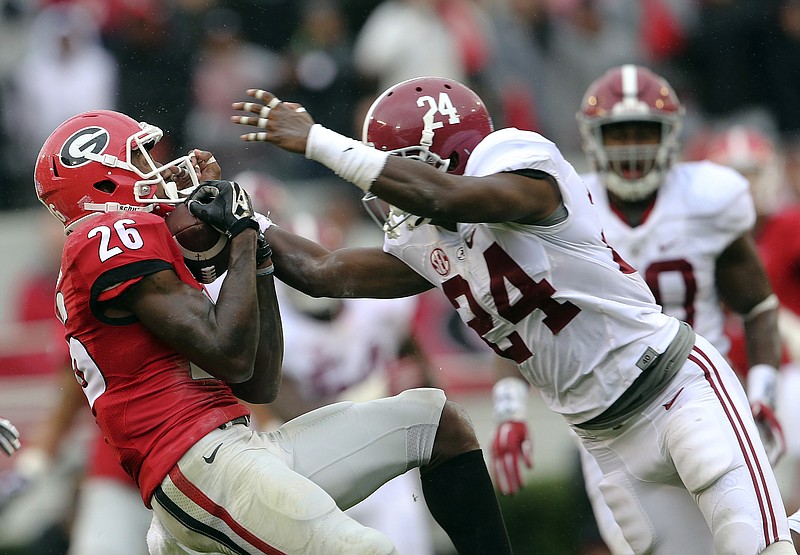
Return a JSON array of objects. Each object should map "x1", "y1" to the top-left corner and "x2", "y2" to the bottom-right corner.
[
  {"x1": 34, "y1": 109, "x2": 511, "y2": 555},
  {"x1": 231, "y1": 76, "x2": 795, "y2": 554}
]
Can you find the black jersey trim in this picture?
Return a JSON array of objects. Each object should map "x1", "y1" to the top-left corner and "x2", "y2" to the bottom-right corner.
[
  {"x1": 90, "y1": 260, "x2": 173, "y2": 326},
  {"x1": 153, "y1": 486, "x2": 250, "y2": 555}
]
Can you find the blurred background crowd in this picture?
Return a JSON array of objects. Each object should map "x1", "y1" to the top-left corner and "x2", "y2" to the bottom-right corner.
[
  {"x1": 2, "y1": 0, "x2": 800, "y2": 554},
  {"x1": 0, "y1": 0, "x2": 799, "y2": 211}
]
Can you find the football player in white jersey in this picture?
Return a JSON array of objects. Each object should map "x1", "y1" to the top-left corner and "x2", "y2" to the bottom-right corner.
[
  {"x1": 231, "y1": 76, "x2": 795, "y2": 554},
  {"x1": 571, "y1": 64, "x2": 785, "y2": 555}
]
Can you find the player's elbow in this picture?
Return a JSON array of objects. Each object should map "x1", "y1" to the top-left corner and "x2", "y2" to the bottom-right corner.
[{"x1": 211, "y1": 351, "x2": 257, "y2": 384}]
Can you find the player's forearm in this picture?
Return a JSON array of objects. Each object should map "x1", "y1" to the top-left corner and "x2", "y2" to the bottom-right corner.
[
  {"x1": 230, "y1": 273, "x2": 284, "y2": 403},
  {"x1": 743, "y1": 308, "x2": 782, "y2": 369},
  {"x1": 209, "y1": 230, "x2": 260, "y2": 381},
  {"x1": 266, "y1": 226, "x2": 335, "y2": 295}
]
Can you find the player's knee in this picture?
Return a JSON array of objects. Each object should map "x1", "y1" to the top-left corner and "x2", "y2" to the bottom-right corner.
[
  {"x1": 321, "y1": 515, "x2": 398, "y2": 555},
  {"x1": 760, "y1": 540, "x2": 797, "y2": 554},
  {"x1": 713, "y1": 521, "x2": 761, "y2": 555},
  {"x1": 429, "y1": 400, "x2": 480, "y2": 466},
  {"x1": 597, "y1": 473, "x2": 655, "y2": 554}
]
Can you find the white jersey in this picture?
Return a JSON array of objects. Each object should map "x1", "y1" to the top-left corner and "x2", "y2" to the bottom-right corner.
[
  {"x1": 277, "y1": 284, "x2": 418, "y2": 400},
  {"x1": 582, "y1": 162, "x2": 754, "y2": 356},
  {"x1": 384, "y1": 128, "x2": 680, "y2": 425}
]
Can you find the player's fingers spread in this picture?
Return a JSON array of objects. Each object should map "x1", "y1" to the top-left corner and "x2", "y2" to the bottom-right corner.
[
  {"x1": 241, "y1": 132, "x2": 269, "y2": 142},
  {"x1": 501, "y1": 455, "x2": 515, "y2": 493},
  {"x1": 232, "y1": 115, "x2": 251, "y2": 125},
  {"x1": 522, "y1": 440, "x2": 533, "y2": 467},
  {"x1": 491, "y1": 459, "x2": 505, "y2": 492},
  {"x1": 247, "y1": 88, "x2": 277, "y2": 104},
  {"x1": 507, "y1": 455, "x2": 522, "y2": 488},
  {"x1": 496, "y1": 468, "x2": 510, "y2": 495},
  {"x1": 282, "y1": 101, "x2": 308, "y2": 115}
]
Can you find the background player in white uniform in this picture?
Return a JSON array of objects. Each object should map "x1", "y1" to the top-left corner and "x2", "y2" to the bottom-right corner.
[
  {"x1": 571, "y1": 64, "x2": 784, "y2": 555},
  {"x1": 231, "y1": 76, "x2": 795, "y2": 554}
]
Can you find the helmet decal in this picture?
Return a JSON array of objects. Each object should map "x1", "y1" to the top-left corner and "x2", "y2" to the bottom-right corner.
[
  {"x1": 60, "y1": 126, "x2": 109, "y2": 167},
  {"x1": 36, "y1": 110, "x2": 201, "y2": 233}
]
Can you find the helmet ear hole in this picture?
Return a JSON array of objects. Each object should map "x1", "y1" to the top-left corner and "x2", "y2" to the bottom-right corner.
[
  {"x1": 51, "y1": 156, "x2": 61, "y2": 177},
  {"x1": 94, "y1": 180, "x2": 116, "y2": 194}
]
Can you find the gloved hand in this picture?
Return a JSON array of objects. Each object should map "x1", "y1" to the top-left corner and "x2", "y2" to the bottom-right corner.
[
  {"x1": 748, "y1": 364, "x2": 785, "y2": 465},
  {"x1": 0, "y1": 418, "x2": 20, "y2": 457},
  {"x1": 490, "y1": 420, "x2": 533, "y2": 495},
  {"x1": 187, "y1": 180, "x2": 259, "y2": 238}
]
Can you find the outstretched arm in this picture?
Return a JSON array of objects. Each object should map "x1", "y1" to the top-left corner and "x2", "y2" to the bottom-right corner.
[
  {"x1": 266, "y1": 225, "x2": 433, "y2": 299},
  {"x1": 231, "y1": 90, "x2": 561, "y2": 224}
]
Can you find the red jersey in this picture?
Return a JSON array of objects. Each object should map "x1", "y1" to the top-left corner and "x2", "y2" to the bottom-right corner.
[
  {"x1": 56, "y1": 211, "x2": 248, "y2": 506},
  {"x1": 759, "y1": 205, "x2": 800, "y2": 317}
]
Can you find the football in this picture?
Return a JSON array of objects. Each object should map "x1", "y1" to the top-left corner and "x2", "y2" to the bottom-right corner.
[{"x1": 165, "y1": 203, "x2": 230, "y2": 284}]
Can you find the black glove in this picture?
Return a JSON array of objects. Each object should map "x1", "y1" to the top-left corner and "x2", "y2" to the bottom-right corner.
[
  {"x1": 187, "y1": 180, "x2": 259, "y2": 238},
  {"x1": 256, "y1": 233, "x2": 273, "y2": 266}
]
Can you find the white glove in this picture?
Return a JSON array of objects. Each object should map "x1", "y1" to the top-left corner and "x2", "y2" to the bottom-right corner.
[
  {"x1": 0, "y1": 418, "x2": 20, "y2": 457},
  {"x1": 748, "y1": 365, "x2": 786, "y2": 465}
]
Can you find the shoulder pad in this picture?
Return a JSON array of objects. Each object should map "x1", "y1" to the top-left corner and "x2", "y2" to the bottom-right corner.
[{"x1": 668, "y1": 161, "x2": 755, "y2": 234}]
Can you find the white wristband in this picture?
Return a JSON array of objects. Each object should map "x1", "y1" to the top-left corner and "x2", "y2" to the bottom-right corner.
[
  {"x1": 254, "y1": 211, "x2": 277, "y2": 234},
  {"x1": 256, "y1": 264, "x2": 274, "y2": 277},
  {"x1": 747, "y1": 364, "x2": 778, "y2": 406},
  {"x1": 744, "y1": 293, "x2": 779, "y2": 321},
  {"x1": 492, "y1": 376, "x2": 530, "y2": 422},
  {"x1": 305, "y1": 124, "x2": 389, "y2": 192}
]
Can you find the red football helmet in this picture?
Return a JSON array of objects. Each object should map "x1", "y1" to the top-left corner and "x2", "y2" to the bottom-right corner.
[
  {"x1": 361, "y1": 77, "x2": 494, "y2": 236},
  {"x1": 34, "y1": 110, "x2": 200, "y2": 233},
  {"x1": 577, "y1": 64, "x2": 684, "y2": 201}
]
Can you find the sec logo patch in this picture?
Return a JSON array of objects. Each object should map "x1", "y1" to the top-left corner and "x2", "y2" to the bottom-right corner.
[{"x1": 430, "y1": 248, "x2": 450, "y2": 276}]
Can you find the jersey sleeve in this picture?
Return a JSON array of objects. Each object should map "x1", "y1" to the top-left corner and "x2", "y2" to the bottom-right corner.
[
  {"x1": 686, "y1": 162, "x2": 756, "y2": 242},
  {"x1": 465, "y1": 128, "x2": 565, "y2": 180},
  {"x1": 65, "y1": 211, "x2": 193, "y2": 314}
]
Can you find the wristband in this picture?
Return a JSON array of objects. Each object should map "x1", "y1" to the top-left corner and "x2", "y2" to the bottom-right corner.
[
  {"x1": 492, "y1": 376, "x2": 530, "y2": 422},
  {"x1": 744, "y1": 293, "x2": 779, "y2": 321},
  {"x1": 256, "y1": 264, "x2": 274, "y2": 277},
  {"x1": 305, "y1": 124, "x2": 389, "y2": 192},
  {"x1": 254, "y1": 211, "x2": 277, "y2": 234},
  {"x1": 227, "y1": 217, "x2": 259, "y2": 239}
]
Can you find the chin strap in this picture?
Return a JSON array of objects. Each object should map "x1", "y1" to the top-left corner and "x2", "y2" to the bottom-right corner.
[{"x1": 82, "y1": 201, "x2": 155, "y2": 214}]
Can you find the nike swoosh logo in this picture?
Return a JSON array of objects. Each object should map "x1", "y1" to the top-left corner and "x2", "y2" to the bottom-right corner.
[
  {"x1": 658, "y1": 238, "x2": 681, "y2": 252},
  {"x1": 203, "y1": 443, "x2": 223, "y2": 464},
  {"x1": 663, "y1": 387, "x2": 684, "y2": 411},
  {"x1": 465, "y1": 229, "x2": 476, "y2": 249}
]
